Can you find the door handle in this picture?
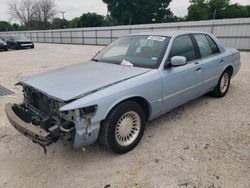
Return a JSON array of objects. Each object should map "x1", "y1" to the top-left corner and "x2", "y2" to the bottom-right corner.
[
  {"x1": 220, "y1": 59, "x2": 224, "y2": 64},
  {"x1": 196, "y1": 67, "x2": 202, "y2": 71}
]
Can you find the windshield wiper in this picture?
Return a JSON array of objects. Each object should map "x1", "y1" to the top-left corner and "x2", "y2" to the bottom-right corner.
[{"x1": 91, "y1": 58, "x2": 99, "y2": 62}]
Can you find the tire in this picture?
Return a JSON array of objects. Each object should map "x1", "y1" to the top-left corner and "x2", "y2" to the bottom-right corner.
[
  {"x1": 99, "y1": 101, "x2": 146, "y2": 154},
  {"x1": 210, "y1": 70, "x2": 231, "y2": 98},
  {"x1": 15, "y1": 44, "x2": 20, "y2": 50}
]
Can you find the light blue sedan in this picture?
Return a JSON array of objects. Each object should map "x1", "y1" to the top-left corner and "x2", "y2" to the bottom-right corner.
[{"x1": 5, "y1": 31, "x2": 241, "y2": 154}]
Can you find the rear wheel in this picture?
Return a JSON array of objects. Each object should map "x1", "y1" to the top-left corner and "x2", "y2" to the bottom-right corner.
[
  {"x1": 99, "y1": 101, "x2": 145, "y2": 154},
  {"x1": 210, "y1": 70, "x2": 231, "y2": 98}
]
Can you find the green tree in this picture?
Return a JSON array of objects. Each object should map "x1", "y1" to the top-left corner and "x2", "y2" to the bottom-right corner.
[
  {"x1": 207, "y1": 0, "x2": 229, "y2": 19},
  {"x1": 80, "y1": 13, "x2": 105, "y2": 27},
  {"x1": 102, "y1": 0, "x2": 173, "y2": 25},
  {"x1": 52, "y1": 18, "x2": 68, "y2": 29},
  {"x1": 187, "y1": 1, "x2": 209, "y2": 21},
  {"x1": 0, "y1": 21, "x2": 13, "y2": 31},
  {"x1": 12, "y1": 23, "x2": 21, "y2": 31},
  {"x1": 103, "y1": 15, "x2": 119, "y2": 26},
  {"x1": 187, "y1": 0, "x2": 250, "y2": 21},
  {"x1": 247, "y1": 5, "x2": 250, "y2": 16},
  {"x1": 223, "y1": 4, "x2": 249, "y2": 18},
  {"x1": 69, "y1": 17, "x2": 81, "y2": 28}
]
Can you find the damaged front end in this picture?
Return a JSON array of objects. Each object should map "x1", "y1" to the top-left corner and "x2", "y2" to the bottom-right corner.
[
  {"x1": 5, "y1": 85, "x2": 99, "y2": 153},
  {"x1": 5, "y1": 103, "x2": 59, "y2": 154}
]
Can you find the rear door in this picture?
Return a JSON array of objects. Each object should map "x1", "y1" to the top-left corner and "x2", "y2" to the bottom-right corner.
[{"x1": 192, "y1": 34, "x2": 225, "y2": 94}]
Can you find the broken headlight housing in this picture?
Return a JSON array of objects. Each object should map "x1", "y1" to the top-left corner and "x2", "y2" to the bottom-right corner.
[
  {"x1": 60, "y1": 105, "x2": 98, "y2": 122},
  {"x1": 79, "y1": 105, "x2": 98, "y2": 118}
]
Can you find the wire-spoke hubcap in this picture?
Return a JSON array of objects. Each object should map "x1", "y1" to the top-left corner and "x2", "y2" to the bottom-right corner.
[
  {"x1": 115, "y1": 111, "x2": 141, "y2": 146},
  {"x1": 220, "y1": 73, "x2": 229, "y2": 93}
]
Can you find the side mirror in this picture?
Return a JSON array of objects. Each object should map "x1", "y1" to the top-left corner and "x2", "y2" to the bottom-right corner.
[{"x1": 171, "y1": 56, "x2": 187, "y2": 67}]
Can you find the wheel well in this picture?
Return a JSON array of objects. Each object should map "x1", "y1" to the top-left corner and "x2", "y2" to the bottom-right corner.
[
  {"x1": 225, "y1": 66, "x2": 234, "y2": 77},
  {"x1": 109, "y1": 97, "x2": 151, "y2": 121},
  {"x1": 129, "y1": 97, "x2": 150, "y2": 120}
]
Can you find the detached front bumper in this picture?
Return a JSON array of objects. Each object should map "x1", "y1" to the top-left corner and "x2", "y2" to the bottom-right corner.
[
  {"x1": 5, "y1": 103, "x2": 101, "y2": 150},
  {"x1": 5, "y1": 103, "x2": 56, "y2": 147}
]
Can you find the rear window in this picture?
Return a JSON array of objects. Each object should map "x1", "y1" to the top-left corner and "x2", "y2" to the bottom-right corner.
[
  {"x1": 194, "y1": 34, "x2": 220, "y2": 58},
  {"x1": 206, "y1": 35, "x2": 220, "y2": 54}
]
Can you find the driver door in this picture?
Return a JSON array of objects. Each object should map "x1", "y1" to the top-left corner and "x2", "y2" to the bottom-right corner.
[{"x1": 159, "y1": 34, "x2": 203, "y2": 112}]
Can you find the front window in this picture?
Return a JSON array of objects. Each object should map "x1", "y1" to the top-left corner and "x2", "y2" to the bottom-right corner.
[
  {"x1": 169, "y1": 35, "x2": 196, "y2": 62},
  {"x1": 93, "y1": 35, "x2": 170, "y2": 68}
]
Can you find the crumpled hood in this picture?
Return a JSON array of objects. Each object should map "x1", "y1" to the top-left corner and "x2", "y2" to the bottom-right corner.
[{"x1": 20, "y1": 61, "x2": 151, "y2": 101}]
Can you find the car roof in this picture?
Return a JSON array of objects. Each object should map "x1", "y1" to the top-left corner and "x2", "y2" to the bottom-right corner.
[{"x1": 129, "y1": 30, "x2": 210, "y2": 37}]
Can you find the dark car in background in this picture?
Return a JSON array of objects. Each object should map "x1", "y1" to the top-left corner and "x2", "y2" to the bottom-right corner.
[
  {"x1": 0, "y1": 36, "x2": 8, "y2": 41},
  {"x1": 0, "y1": 36, "x2": 11, "y2": 48},
  {"x1": 4, "y1": 35, "x2": 34, "y2": 50},
  {"x1": 0, "y1": 38, "x2": 8, "y2": 51}
]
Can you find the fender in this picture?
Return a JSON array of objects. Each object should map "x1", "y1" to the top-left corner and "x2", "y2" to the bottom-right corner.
[{"x1": 60, "y1": 70, "x2": 162, "y2": 123}]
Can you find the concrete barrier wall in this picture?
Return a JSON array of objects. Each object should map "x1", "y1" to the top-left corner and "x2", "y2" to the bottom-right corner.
[{"x1": 1, "y1": 18, "x2": 250, "y2": 50}]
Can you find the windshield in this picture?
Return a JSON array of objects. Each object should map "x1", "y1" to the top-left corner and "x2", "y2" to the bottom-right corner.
[
  {"x1": 11, "y1": 35, "x2": 28, "y2": 40},
  {"x1": 93, "y1": 35, "x2": 170, "y2": 69},
  {"x1": 0, "y1": 36, "x2": 7, "y2": 41}
]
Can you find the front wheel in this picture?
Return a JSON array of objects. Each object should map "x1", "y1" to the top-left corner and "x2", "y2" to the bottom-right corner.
[
  {"x1": 210, "y1": 70, "x2": 231, "y2": 98},
  {"x1": 15, "y1": 45, "x2": 20, "y2": 50},
  {"x1": 99, "y1": 101, "x2": 145, "y2": 154}
]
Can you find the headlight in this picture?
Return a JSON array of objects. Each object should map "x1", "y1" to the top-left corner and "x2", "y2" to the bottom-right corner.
[{"x1": 79, "y1": 105, "x2": 98, "y2": 118}]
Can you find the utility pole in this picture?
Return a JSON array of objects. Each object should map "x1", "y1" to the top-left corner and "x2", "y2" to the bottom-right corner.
[
  {"x1": 60, "y1": 11, "x2": 66, "y2": 28},
  {"x1": 60, "y1": 11, "x2": 66, "y2": 20},
  {"x1": 211, "y1": 9, "x2": 217, "y2": 34},
  {"x1": 213, "y1": 9, "x2": 217, "y2": 20}
]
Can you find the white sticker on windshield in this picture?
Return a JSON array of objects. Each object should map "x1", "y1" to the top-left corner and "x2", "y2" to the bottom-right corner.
[
  {"x1": 121, "y1": 59, "x2": 134, "y2": 67},
  {"x1": 147, "y1": 36, "x2": 166, "y2": 42}
]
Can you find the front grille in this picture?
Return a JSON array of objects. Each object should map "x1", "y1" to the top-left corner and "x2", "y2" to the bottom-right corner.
[
  {"x1": 32, "y1": 92, "x2": 51, "y2": 115},
  {"x1": 24, "y1": 86, "x2": 54, "y2": 116}
]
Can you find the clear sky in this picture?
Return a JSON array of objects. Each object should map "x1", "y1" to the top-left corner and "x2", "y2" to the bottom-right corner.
[{"x1": 0, "y1": 0, "x2": 249, "y2": 23}]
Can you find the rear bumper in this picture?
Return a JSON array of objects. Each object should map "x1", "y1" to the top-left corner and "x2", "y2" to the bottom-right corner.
[{"x1": 5, "y1": 103, "x2": 54, "y2": 146}]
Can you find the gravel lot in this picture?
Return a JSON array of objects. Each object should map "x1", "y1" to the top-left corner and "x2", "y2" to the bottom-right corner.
[{"x1": 0, "y1": 44, "x2": 249, "y2": 188}]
